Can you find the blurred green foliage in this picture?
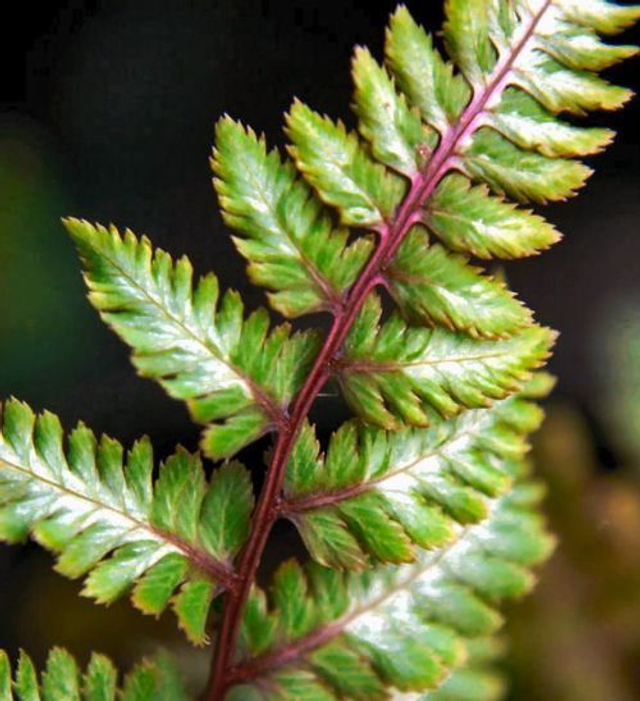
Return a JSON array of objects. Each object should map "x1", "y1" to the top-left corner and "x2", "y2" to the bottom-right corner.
[
  {"x1": 0, "y1": 115, "x2": 96, "y2": 399},
  {"x1": 506, "y1": 404, "x2": 640, "y2": 700},
  {"x1": 601, "y1": 303, "x2": 640, "y2": 469}
]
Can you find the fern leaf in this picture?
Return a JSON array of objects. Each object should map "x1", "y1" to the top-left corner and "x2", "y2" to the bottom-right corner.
[
  {"x1": 351, "y1": 47, "x2": 436, "y2": 176},
  {"x1": 462, "y1": 129, "x2": 592, "y2": 204},
  {"x1": 229, "y1": 477, "x2": 553, "y2": 699},
  {"x1": 512, "y1": 47, "x2": 632, "y2": 117},
  {"x1": 425, "y1": 638, "x2": 506, "y2": 701},
  {"x1": 0, "y1": 649, "x2": 187, "y2": 701},
  {"x1": 385, "y1": 6, "x2": 471, "y2": 132},
  {"x1": 37, "y1": 1, "x2": 638, "y2": 698},
  {"x1": 0, "y1": 399, "x2": 253, "y2": 644},
  {"x1": 424, "y1": 173, "x2": 561, "y2": 260},
  {"x1": 285, "y1": 101, "x2": 406, "y2": 228},
  {"x1": 283, "y1": 390, "x2": 543, "y2": 569},
  {"x1": 386, "y1": 226, "x2": 533, "y2": 337},
  {"x1": 558, "y1": 0, "x2": 640, "y2": 35},
  {"x1": 485, "y1": 88, "x2": 614, "y2": 159},
  {"x1": 338, "y1": 294, "x2": 554, "y2": 429},
  {"x1": 443, "y1": 0, "x2": 497, "y2": 88},
  {"x1": 64, "y1": 219, "x2": 320, "y2": 458},
  {"x1": 212, "y1": 118, "x2": 374, "y2": 317}
]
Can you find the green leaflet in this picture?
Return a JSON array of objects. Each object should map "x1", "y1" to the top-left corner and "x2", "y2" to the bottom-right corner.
[
  {"x1": 283, "y1": 394, "x2": 544, "y2": 569},
  {"x1": 338, "y1": 294, "x2": 554, "y2": 430},
  {"x1": 462, "y1": 129, "x2": 592, "y2": 204},
  {"x1": 0, "y1": 649, "x2": 188, "y2": 701},
  {"x1": 0, "y1": 654, "x2": 10, "y2": 700},
  {"x1": 556, "y1": 0, "x2": 640, "y2": 35},
  {"x1": 386, "y1": 226, "x2": 533, "y2": 338},
  {"x1": 84, "y1": 654, "x2": 118, "y2": 701},
  {"x1": 513, "y1": 52, "x2": 632, "y2": 116},
  {"x1": 285, "y1": 102, "x2": 406, "y2": 228},
  {"x1": 231, "y1": 477, "x2": 554, "y2": 699},
  {"x1": 537, "y1": 25, "x2": 638, "y2": 72},
  {"x1": 0, "y1": 399, "x2": 253, "y2": 645},
  {"x1": 352, "y1": 47, "x2": 436, "y2": 176},
  {"x1": 424, "y1": 173, "x2": 561, "y2": 259},
  {"x1": 444, "y1": 0, "x2": 497, "y2": 86},
  {"x1": 212, "y1": 118, "x2": 373, "y2": 317},
  {"x1": 40, "y1": 650, "x2": 80, "y2": 701},
  {"x1": 65, "y1": 219, "x2": 320, "y2": 459},
  {"x1": 385, "y1": 6, "x2": 471, "y2": 132},
  {"x1": 488, "y1": 88, "x2": 615, "y2": 159}
]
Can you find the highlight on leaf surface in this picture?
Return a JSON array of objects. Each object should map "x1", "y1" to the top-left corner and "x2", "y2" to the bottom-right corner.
[
  {"x1": 64, "y1": 218, "x2": 320, "y2": 459},
  {"x1": 0, "y1": 399, "x2": 253, "y2": 645},
  {"x1": 229, "y1": 477, "x2": 554, "y2": 699},
  {"x1": 0, "y1": 648, "x2": 188, "y2": 701}
]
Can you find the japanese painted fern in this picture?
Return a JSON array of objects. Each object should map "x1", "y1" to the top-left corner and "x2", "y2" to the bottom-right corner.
[{"x1": 1, "y1": 1, "x2": 638, "y2": 699}]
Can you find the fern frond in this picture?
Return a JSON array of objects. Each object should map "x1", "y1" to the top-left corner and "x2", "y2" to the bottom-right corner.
[
  {"x1": 227, "y1": 477, "x2": 553, "y2": 699},
  {"x1": 0, "y1": 648, "x2": 187, "y2": 701},
  {"x1": 0, "y1": 399, "x2": 253, "y2": 644},
  {"x1": 212, "y1": 118, "x2": 374, "y2": 318},
  {"x1": 282, "y1": 392, "x2": 543, "y2": 569},
  {"x1": 64, "y1": 219, "x2": 320, "y2": 459},
  {"x1": 44, "y1": 0, "x2": 638, "y2": 697},
  {"x1": 338, "y1": 294, "x2": 554, "y2": 429}
]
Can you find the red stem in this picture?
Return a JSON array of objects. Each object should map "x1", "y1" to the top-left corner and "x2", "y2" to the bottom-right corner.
[{"x1": 206, "y1": 3, "x2": 551, "y2": 696}]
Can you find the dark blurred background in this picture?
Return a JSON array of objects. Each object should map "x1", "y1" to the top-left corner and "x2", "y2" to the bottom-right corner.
[{"x1": 1, "y1": 1, "x2": 639, "y2": 698}]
